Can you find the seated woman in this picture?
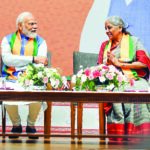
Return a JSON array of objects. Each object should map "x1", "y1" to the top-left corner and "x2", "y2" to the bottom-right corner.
[{"x1": 97, "y1": 16, "x2": 150, "y2": 141}]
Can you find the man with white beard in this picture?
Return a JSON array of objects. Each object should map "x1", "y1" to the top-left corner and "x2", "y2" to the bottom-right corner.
[{"x1": 1, "y1": 12, "x2": 48, "y2": 139}]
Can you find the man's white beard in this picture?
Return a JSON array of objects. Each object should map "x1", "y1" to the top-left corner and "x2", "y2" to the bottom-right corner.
[{"x1": 22, "y1": 27, "x2": 37, "y2": 38}]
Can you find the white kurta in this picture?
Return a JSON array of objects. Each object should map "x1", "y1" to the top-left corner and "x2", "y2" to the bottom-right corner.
[{"x1": 1, "y1": 34, "x2": 47, "y2": 107}]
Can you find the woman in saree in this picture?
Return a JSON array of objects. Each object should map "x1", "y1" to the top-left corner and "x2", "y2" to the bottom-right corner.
[{"x1": 97, "y1": 16, "x2": 150, "y2": 141}]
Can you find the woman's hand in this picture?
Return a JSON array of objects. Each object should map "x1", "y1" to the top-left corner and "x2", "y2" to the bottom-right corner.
[{"x1": 107, "y1": 51, "x2": 121, "y2": 67}]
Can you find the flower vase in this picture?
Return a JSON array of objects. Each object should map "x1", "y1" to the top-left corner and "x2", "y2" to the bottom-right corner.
[
  {"x1": 96, "y1": 85, "x2": 108, "y2": 92},
  {"x1": 70, "y1": 82, "x2": 76, "y2": 91},
  {"x1": 24, "y1": 85, "x2": 46, "y2": 91},
  {"x1": 96, "y1": 85, "x2": 115, "y2": 92},
  {"x1": 46, "y1": 83, "x2": 53, "y2": 90}
]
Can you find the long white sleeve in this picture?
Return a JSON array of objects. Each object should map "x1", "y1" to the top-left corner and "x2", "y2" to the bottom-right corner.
[{"x1": 1, "y1": 37, "x2": 47, "y2": 68}]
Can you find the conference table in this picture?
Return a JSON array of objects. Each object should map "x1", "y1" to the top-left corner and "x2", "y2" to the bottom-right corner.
[{"x1": 0, "y1": 90, "x2": 150, "y2": 140}]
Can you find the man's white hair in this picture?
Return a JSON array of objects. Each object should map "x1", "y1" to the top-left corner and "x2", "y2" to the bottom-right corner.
[{"x1": 16, "y1": 12, "x2": 33, "y2": 29}]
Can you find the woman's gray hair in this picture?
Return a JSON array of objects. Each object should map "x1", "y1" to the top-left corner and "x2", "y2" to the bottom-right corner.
[
  {"x1": 106, "y1": 16, "x2": 127, "y2": 28},
  {"x1": 16, "y1": 12, "x2": 33, "y2": 29},
  {"x1": 106, "y1": 16, "x2": 130, "y2": 34}
]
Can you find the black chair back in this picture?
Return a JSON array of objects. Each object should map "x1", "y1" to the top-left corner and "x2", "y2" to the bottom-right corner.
[{"x1": 73, "y1": 51, "x2": 98, "y2": 74}]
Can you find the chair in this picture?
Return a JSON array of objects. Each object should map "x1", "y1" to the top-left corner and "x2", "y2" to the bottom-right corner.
[
  {"x1": 0, "y1": 51, "x2": 52, "y2": 137},
  {"x1": 0, "y1": 54, "x2": 6, "y2": 136},
  {"x1": 73, "y1": 51, "x2": 105, "y2": 141}
]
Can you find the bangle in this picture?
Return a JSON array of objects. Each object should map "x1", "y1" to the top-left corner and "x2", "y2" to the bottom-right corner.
[{"x1": 32, "y1": 56, "x2": 34, "y2": 63}]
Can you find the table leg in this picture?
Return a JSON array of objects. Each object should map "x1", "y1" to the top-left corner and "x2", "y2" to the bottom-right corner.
[
  {"x1": 71, "y1": 102, "x2": 75, "y2": 143},
  {"x1": 77, "y1": 102, "x2": 83, "y2": 143},
  {"x1": 2, "y1": 106, "x2": 6, "y2": 138},
  {"x1": 99, "y1": 103, "x2": 105, "y2": 141},
  {"x1": 44, "y1": 102, "x2": 52, "y2": 138}
]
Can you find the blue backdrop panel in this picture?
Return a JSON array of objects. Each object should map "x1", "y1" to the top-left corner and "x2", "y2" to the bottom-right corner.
[{"x1": 108, "y1": 0, "x2": 150, "y2": 53}]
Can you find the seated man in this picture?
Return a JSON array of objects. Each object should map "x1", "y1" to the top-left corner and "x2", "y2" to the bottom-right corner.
[{"x1": 1, "y1": 11, "x2": 48, "y2": 138}]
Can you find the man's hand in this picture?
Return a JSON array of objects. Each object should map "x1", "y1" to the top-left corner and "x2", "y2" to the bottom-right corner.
[{"x1": 34, "y1": 56, "x2": 48, "y2": 66}]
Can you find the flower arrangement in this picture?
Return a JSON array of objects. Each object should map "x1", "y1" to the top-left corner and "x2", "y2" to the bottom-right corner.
[
  {"x1": 71, "y1": 64, "x2": 129, "y2": 91},
  {"x1": 18, "y1": 63, "x2": 68, "y2": 90}
]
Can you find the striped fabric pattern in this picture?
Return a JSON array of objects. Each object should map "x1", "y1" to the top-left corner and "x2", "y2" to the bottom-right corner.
[
  {"x1": 104, "y1": 34, "x2": 138, "y2": 79},
  {"x1": 2, "y1": 31, "x2": 43, "y2": 79}
]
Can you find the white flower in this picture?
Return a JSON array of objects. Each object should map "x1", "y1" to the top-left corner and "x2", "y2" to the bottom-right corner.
[
  {"x1": 88, "y1": 74, "x2": 94, "y2": 80},
  {"x1": 29, "y1": 80, "x2": 34, "y2": 86},
  {"x1": 108, "y1": 65, "x2": 116, "y2": 72},
  {"x1": 43, "y1": 77, "x2": 49, "y2": 84},
  {"x1": 62, "y1": 76, "x2": 67, "y2": 83},
  {"x1": 25, "y1": 79, "x2": 30, "y2": 86},
  {"x1": 90, "y1": 66, "x2": 96, "y2": 71},
  {"x1": 99, "y1": 76, "x2": 106, "y2": 82},
  {"x1": 122, "y1": 75, "x2": 128, "y2": 82},
  {"x1": 106, "y1": 73, "x2": 114, "y2": 80},
  {"x1": 97, "y1": 64, "x2": 105, "y2": 70},
  {"x1": 77, "y1": 69, "x2": 84, "y2": 77},
  {"x1": 106, "y1": 83, "x2": 115, "y2": 90},
  {"x1": 81, "y1": 74, "x2": 87, "y2": 83},
  {"x1": 44, "y1": 68, "x2": 50, "y2": 73},
  {"x1": 71, "y1": 75, "x2": 77, "y2": 83},
  {"x1": 54, "y1": 79, "x2": 60, "y2": 89},
  {"x1": 36, "y1": 63, "x2": 44, "y2": 68},
  {"x1": 79, "y1": 65, "x2": 83, "y2": 69},
  {"x1": 50, "y1": 78, "x2": 56, "y2": 87},
  {"x1": 50, "y1": 68, "x2": 58, "y2": 73},
  {"x1": 62, "y1": 76, "x2": 68, "y2": 88},
  {"x1": 38, "y1": 71, "x2": 43, "y2": 78},
  {"x1": 101, "y1": 69, "x2": 107, "y2": 75},
  {"x1": 46, "y1": 72, "x2": 53, "y2": 78}
]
